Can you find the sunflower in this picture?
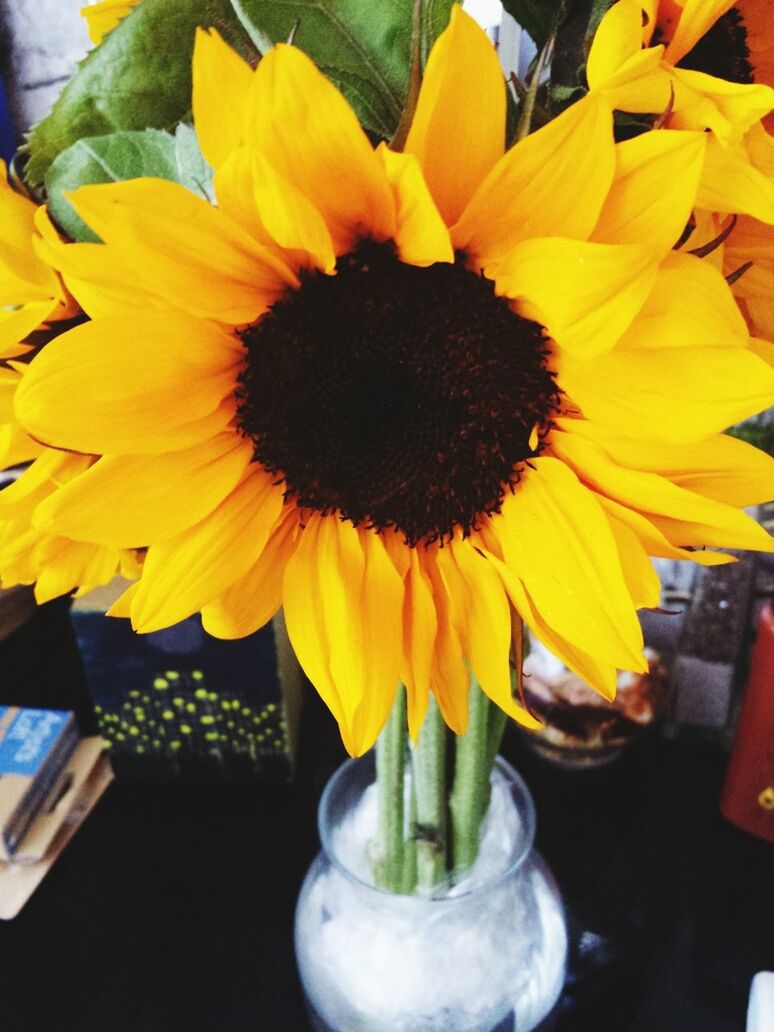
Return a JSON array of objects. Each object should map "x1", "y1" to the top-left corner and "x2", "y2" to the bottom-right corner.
[
  {"x1": 13, "y1": 9, "x2": 774, "y2": 754},
  {"x1": 0, "y1": 163, "x2": 77, "y2": 360},
  {"x1": 0, "y1": 167, "x2": 136, "y2": 602},
  {"x1": 587, "y1": 0, "x2": 774, "y2": 223},
  {"x1": 80, "y1": 0, "x2": 141, "y2": 45}
]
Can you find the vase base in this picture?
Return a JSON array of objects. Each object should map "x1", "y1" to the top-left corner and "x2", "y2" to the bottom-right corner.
[{"x1": 305, "y1": 998, "x2": 518, "y2": 1032}]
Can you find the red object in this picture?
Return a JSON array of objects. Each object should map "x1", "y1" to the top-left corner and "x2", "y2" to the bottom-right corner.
[{"x1": 720, "y1": 603, "x2": 774, "y2": 843}]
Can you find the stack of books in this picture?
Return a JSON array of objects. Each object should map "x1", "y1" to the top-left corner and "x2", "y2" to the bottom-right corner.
[{"x1": 0, "y1": 707, "x2": 113, "y2": 919}]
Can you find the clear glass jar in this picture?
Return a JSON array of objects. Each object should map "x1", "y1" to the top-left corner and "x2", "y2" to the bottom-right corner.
[{"x1": 295, "y1": 753, "x2": 567, "y2": 1032}]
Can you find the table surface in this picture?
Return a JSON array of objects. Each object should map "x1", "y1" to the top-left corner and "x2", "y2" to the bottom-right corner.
[{"x1": 0, "y1": 603, "x2": 772, "y2": 1032}]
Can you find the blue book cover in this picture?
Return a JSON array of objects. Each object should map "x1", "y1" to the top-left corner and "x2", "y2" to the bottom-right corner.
[{"x1": 0, "y1": 707, "x2": 78, "y2": 856}]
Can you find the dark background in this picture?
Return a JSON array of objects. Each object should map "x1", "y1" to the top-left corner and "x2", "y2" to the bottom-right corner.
[{"x1": 0, "y1": 598, "x2": 771, "y2": 1032}]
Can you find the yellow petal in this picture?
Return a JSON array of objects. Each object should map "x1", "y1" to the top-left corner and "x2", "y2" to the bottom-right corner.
[
  {"x1": 586, "y1": 0, "x2": 644, "y2": 84},
  {"x1": 496, "y1": 237, "x2": 657, "y2": 359},
  {"x1": 442, "y1": 536, "x2": 540, "y2": 729},
  {"x1": 250, "y1": 152, "x2": 336, "y2": 274},
  {"x1": 479, "y1": 537, "x2": 618, "y2": 701},
  {"x1": 421, "y1": 545, "x2": 470, "y2": 735},
  {"x1": 558, "y1": 343, "x2": 774, "y2": 441},
  {"x1": 376, "y1": 146, "x2": 453, "y2": 267},
  {"x1": 34, "y1": 538, "x2": 120, "y2": 604},
  {"x1": 68, "y1": 178, "x2": 297, "y2": 323},
  {"x1": 670, "y1": 67, "x2": 774, "y2": 143},
  {"x1": 80, "y1": 0, "x2": 140, "y2": 45},
  {"x1": 604, "y1": 511, "x2": 661, "y2": 610},
  {"x1": 663, "y1": 0, "x2": 736, "y2": 63},
  {"x1": 282, "y1": 514, "x2": 404, "y2": 755},
  {"x1": 570, "y1": 427, "x2": 774, "y2": 508},
  {"x1": 245, "y1": 44, "x2": 395, "y2": 253},
  {"x1": 129, "y1": 467, "x2": 284, "y2": 632},
  {"x1": 201, "y1": 506, "x2": 300, "y2": 639},
  {"x1": 550, "y1": 425, "x2": 774, "y2": 552},
  {"x1": 404, "y1": 5, "x2": 505, "y2": 227},
  {"x1": 192, "y1": 27, "x2": 253, "y2": 169},
  {"x1": 0, "y1": 303, "x2": 56, "y2": 357},
  {"x1": 593, "y1": 130, "x2": 706, "y2": 253},
  {"x1": 33, "y1": 432, "x2": 253, "y2": 547},
  {"x1": 16, "y1": 311, "x2": 241, "y2": 454},
  {"x1": 492, "y1": 457, "x2": 646, "y2": 671},
  {"x1": 617, "y1": 251, "x2": 748, "y2": 349},
  {"x1": 453, "y1": 93, "x2": 615, "y2": 268},
  {"x1": 281, "y1": 514, "x2": 351, "y2": 750},
  {"x1": 697, "y1": 132, "x2": 774, "y2": 223},
  {"x1": 594, "y1": 492, "x2": 736, "y2": 565}
]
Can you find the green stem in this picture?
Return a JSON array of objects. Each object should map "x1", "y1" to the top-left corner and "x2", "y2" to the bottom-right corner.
[
  {"x1": 411, "y1": 696, "x2": 449, "y2": 890},
  {"x1": 450, "y1": 679, "x2": 499, "y2": 875},
  {"x1": 374, "y1": 686, "x2": 407, "y2": 893}
]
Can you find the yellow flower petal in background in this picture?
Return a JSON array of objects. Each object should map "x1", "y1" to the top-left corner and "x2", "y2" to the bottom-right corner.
[
  {"x1": 662, "y1": 0, "x2": 736, "y2": 64},
  {"x1": 592, "y1": 130, "x2": 706, "y2": 253},
  {"x1": 129, "y1": 466, "x2": 284, "y2": 632},
  {"x1": 376, "y1": 147, "x2": 454, "y2": 268},
  {"x1": 496, "y1": 237, "x2": 657, "y2": 359},
  {"x1": 404, "y1": 5, "x2": 505, "y2": 227},
  {"x1": 244, "y1": 44, "x2": 395, "y2": 253},
  {"x1": 192, "y1": 27, "x2": 253, "y2": 169},
  {"x1": 15, "y1": 311, "x2": 242, "y2": 455},
  {"x1": 586, "y1": 0, "x2": 671, "y2": 112},
  {"x1": 80, "y1": 0, "x2": 140, "y2": 45},
  {"x1": 699, "y1": 131, "x2": 774, "y2": 222},
  {"x1": 453, "y1": 93, "x2": 615, "y2": 269}
]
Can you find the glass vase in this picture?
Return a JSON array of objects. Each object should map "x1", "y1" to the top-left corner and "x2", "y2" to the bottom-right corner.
[{"x1": 295, "y1": 752, "x2": 568, "y2": 1032}]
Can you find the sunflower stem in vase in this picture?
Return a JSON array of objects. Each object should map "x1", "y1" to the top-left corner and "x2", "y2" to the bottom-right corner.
[
  {"x1": 411, "y1": 695, "x2": 449, "y2": 890},
  {"x1": 450, "y1": 680, "x2": 501, "y2": 875},
  {"x1": 375, "y1": 686, "x2": 408, "y2": 893}
]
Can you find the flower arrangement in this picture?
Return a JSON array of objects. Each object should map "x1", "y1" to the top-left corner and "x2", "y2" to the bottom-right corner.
[{"x1": 1, "y1": 0, "x2": 773, "y2": 919}]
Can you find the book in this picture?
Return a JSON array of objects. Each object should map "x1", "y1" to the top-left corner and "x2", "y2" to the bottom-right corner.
[{"x1": 0, "y1": 707, "x2": 78, "y2": 858}]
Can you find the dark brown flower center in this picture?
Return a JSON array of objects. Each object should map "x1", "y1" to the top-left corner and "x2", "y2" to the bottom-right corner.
[
  {"x1": 673, "y1": 8, "x2": 754, "y2": 84},
  {"x1": 237, "y1": 243, "x2": 559, "y2": 545}
]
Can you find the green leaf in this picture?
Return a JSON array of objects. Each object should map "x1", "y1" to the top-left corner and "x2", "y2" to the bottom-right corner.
[
  {"x1": 24, "y1": 0, "x2": 253, "y2": 188},
  {"x1": 44, "y1": 127, "x2": 213, "y2": 242},
  {"x1": 229, "y1": 0, "x2": 456, "y2": 139},
  {"x1": 501, "y1": 0, "x2": 565, "y2": 48}
]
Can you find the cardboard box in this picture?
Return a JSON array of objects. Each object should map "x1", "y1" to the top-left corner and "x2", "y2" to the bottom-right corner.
[{"x1": 70, "y1": 581, "x2": 304, "y2": 782}]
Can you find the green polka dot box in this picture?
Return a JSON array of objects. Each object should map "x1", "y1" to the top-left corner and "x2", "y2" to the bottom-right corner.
[{"x1": 70, "y1": 580, "x2": 304, "y2": 782}]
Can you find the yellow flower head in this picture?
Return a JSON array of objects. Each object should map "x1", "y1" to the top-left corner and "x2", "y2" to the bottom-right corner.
[
  {"x1": 588, "y1": 0, "x2": 774, "y2": 223},
  {"x1": 14, "y1": 9, "x2": 774, "y2": 754},
  {"x1": 0, "y1": 166, "x2": 132, "y2": 602}
]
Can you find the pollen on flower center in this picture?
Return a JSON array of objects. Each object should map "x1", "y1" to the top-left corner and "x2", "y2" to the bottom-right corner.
[
  {"x1": 673, "y1": 8, "x2": 754, "y2": 85},
  {"x1": 237, "y1": 243, "x2": 560, "y2": 545}
]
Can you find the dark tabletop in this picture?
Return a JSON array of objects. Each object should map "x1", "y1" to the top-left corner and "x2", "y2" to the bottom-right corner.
[{"x1": 0, "y1": 600, "x2": 771, "y2": 1032}]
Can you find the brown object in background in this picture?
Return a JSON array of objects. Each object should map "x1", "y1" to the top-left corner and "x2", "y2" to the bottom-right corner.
[{"x1": 720, "y1": 602, "x2": 774, "y2": 843}]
